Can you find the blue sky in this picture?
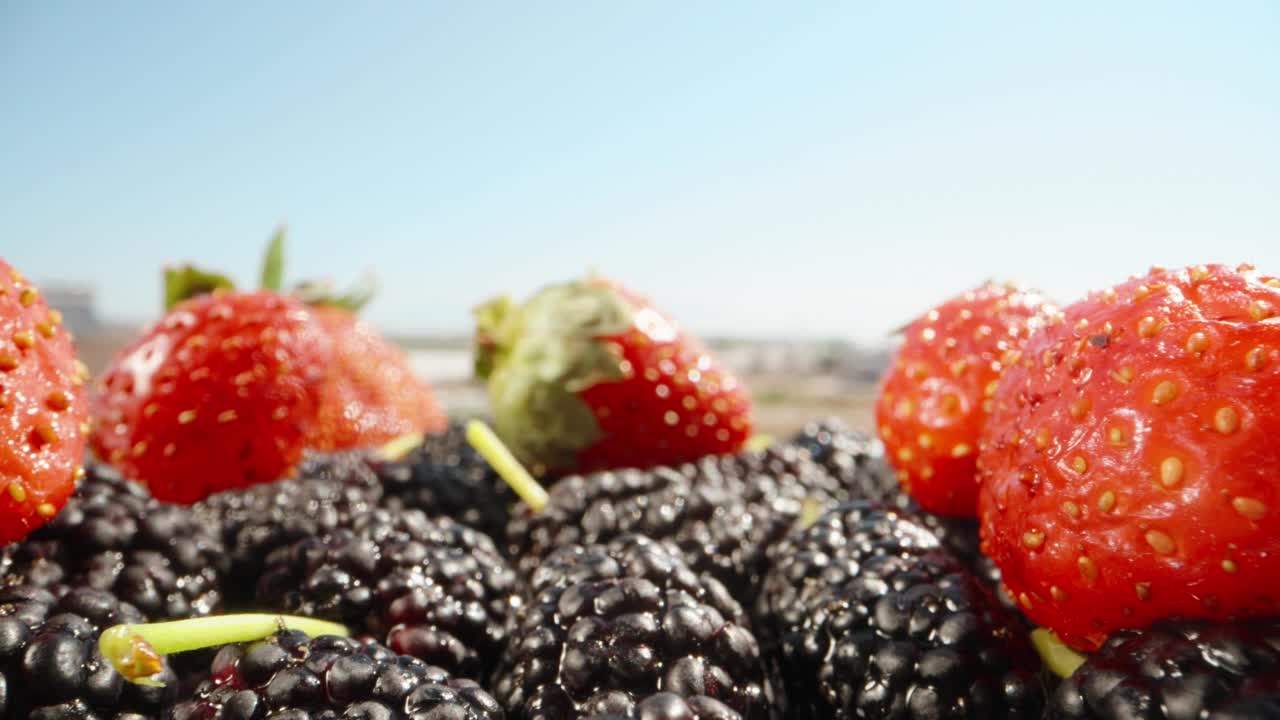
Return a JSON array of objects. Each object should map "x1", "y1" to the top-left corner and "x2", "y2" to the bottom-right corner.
[{"x1": 2, "y1": 2, "x2": 1278, "y2": 343}]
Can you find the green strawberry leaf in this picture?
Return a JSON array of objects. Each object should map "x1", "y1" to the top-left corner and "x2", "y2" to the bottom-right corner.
[
  {"x1": 164, "y1": 265, "x2": 236, "y2": 310},
  {"x1": 473, "y1": 295, "x2": 514, "y2": 381},
  {"x1": 475, "y1": 279, "x2": 634, "y2": 469},
  {"x1": 260, "y1": 225, "x2": 287, "y2": 291},
  {"x1": 294, "y1": 274, "x2": 377, "y2": 312}
]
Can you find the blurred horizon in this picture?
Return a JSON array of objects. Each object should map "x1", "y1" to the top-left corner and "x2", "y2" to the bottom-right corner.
[{"x1": 3, "y1": 3, "x2": 1280, "y2": 345}]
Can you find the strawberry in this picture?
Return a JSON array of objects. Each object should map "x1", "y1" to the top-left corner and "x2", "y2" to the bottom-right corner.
[
  {"x1": 876, "y1": 282, "x2": 1050, "y2": 516},
  {"x1": 0, "y1": 260, "x2": 90, "y2": 542},
  {"x1": 473, "y1": 277, "x2": 752, "y2": 475},
  {"x1": 305, "y1": 305, "x2": 447, "y2": 451},
  {"x1": 977, "y1": 264, "x2": 1280, "y2": 650},
  {"x1": 92, "y1": 229, "x2": 448, "y2": 503},
  {"x1": 91, "y1": 290, "x2": 332, "y2": 503}
]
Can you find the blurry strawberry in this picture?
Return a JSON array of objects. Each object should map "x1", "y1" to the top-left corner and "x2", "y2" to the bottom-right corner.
[
  {"x1": 305, "y1": 305, "x2": 447, "y2": 451},
  {"x1": 876, "y1": 282, "x2": 1050, "y2": 517},
  {"x1": 473, "y1": 277, "x2": 751, "y2": 474},
  {"x1": 91, "y1": 289, "x2": 332, "y2": 503},
  {"x1": 0, "y1": 260, "x2": 90, "y2": 542},
  {"x1": 978, "y1": 264, "x2": 1280, "y2": 650}
]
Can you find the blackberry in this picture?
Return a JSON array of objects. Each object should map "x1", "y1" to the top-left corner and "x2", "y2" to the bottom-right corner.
[
  {"x1": 1050, "y1": 621, "x2": 1280, "y2": 719},
  {"x1": 506, "y1": 444, "x2": 852, "y2": 599},
  {"x1": 0, "y1": 583, "x2": 178, "y2": 719},
  {"x1": 5, "y1": 463, "x2": 226, "y2": 620},
  {"x1": 910, "y1": 514, "x2": 1015, "y2": 611},
  {"x1": 375, "y1": 421, "x2": 515, "y2": 541},
  {"x1": 787, "y1": 418, "x2": 904, "y2": 505},
  {"x1": 789, "y1": 422, "x2": 1012, "y2": 603},
  {"x1": 256, "y1": 509, "x2": 517, "y2": 681},
  {"x1": 168, "y1": 630, "x2": 503, "y2": 720},
  {"x1": 195, "y1": 451, "x2": 383, "y2": 600},
  {"x1": 506, "y1": 465, "x2": 740, "y2": 587},
  {"x1": 755, "y1": 502, "x2": 1043, "y2": 719},
  {"x1": 493, "y1": 534, "x2": 769, "y2": 720},
  {"x1": 584, "y1": 693, "x2": 742, "y2": 720}
]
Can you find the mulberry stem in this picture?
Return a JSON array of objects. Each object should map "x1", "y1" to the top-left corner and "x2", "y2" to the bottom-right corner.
[
  {"x1": 1031, "y1": 627, "x2": 1087, "y2": 678},
  {"x1": 100, "y1": 614, "x2": 349, "y2": 686},
  {"x1": 465, "y1": 419, "x2": 548, "y2": 512}
]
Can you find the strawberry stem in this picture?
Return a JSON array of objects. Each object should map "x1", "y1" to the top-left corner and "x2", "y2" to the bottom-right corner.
[
  {"x1": 1030, "y1": 627, "x2": 1087, "y2": 678},
  {"x1": 379, "y1": 432, "x2": 425, "y2": 462},
  {"x1": 744, "y1": 434, "x2": 775, "y2": 452},
  {"x1": 465, "y1": 419, "x2": 548, "y2": 512},
  {"x1": 99, "y1": 614, "x2": 349, "y2": 687}
]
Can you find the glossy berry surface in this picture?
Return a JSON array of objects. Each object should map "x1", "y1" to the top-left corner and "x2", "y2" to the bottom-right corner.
[
  {"x1": 877, "y1": 282, "x2": 1048, "y2": 517},
  {"x1": 92, "y1": 291, "x2": 332, "y2": 503},
  {"x1": 168, "y1": 630, "x2": 503, "y2": 720},
  {"x1": 256, "y1": 508, "x2": 517, "y2": 681},
  {"x1": 493, "y1": 535, "x2": 769, "y2": 720},
  {"x1": 978, "y1": 264, "x2": 1280, "y2": 650},
  {"x1": 195, "y1": 450, "x2": 383, "y2": 601},
  {"x1": 755, "y1": 503, "x2": 1043, "y2": 719},
  {"x1": 507, "y1": 442, "x2": 877, "y2": 600},
  {"x1": 1050, "y1": 620, "x2": 1280, "y2": 719},
  {"x1": 6, "y1": 462, "x2": 227, "y2": 620},
  {"x1": 375, "y1": 421, "x2": 514, "y2": 541},
  {"x1": 0, "y1": 584, "x2": 178, "y2": 720},
  {"x1": 0, "y1": 260, "x2": 89, "y2": 543},
  {"x1": 788, "y1": 418, "x2": 903, "y2": 506},
  {"x1": 583, "y1": 692, "x2": 742, "y2": 720}
]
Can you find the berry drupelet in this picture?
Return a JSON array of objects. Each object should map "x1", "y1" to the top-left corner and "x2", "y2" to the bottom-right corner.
[
  {"x1": 5, "y1": 462, "x2": 227, "y2": 621},
  {"x1": 168, "y1": 630, "x2": 503, "y2": 720},
  {"x1": 195, "y1": 450, "x2": 383, "y2": 601},
  {"x1": 507, "y1": 441, "x2": 878, "y2": 600},
  {"x1": 0, "y1": 583, "x2": 178, "y2": 720},
  {"x1": 492, "y1": 534, "x2": 769, "y2": 720},
  {"x1": 256, "y1": 508, "x2": 517, "y2": 682},
  {"x1": 1050, "y1": 620, "x2": 1280, "y2": 719},
  {"x1": 784, "y1": 420, "x2": 1018, "y2": 607},
  {"x1": 506, "y1": 464, "x2": 740, "y2": 586},
  {"x1": 787, "y1": 418, "x2": 903, "y2": 507},
  {"x1": 755, "y1": 503, "x2": 1043, "y2": 719},
  {"x1": 583, "y1": 693, "x2": 742, "y2": 720},
  {"x1": 374, "y1": 421, "x2": 515, "y2": 542}
]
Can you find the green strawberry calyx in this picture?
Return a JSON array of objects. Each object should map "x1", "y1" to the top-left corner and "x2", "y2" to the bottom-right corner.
[
  {"x1": 473, "y1": 278, "x2": 634, "y2": 472},
  {"x1": 163, "y1": 225, "x2": 375, "y2": 311}
]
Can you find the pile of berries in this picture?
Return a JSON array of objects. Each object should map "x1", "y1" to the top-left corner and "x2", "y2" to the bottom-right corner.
[{"x1": 1, "y1": 243, "x2": 1278, "y2": 719}]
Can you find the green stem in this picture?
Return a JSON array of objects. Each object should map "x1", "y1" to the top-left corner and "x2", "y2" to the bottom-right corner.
[
  {"x1": 99, "y1": 614, "x2": 349, "y2": 686},
  {"x1": 378, "y1": 431, "x2": 425, "y2": 462},
  {"x1": 1031, "y1": 627, "x2": 1087, "y2": 678},
  {"x1": 744, "y1": 434, "x2": 775, "y2": 452},
  {"x1": 466, "y1": 419, "x2": 548, "y2": 512},
  {"x1": 797, "y1": 496, "x2": 825, "y2": 529}
]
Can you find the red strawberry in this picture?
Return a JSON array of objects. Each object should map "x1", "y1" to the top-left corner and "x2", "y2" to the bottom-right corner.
[
  {"x1": 304, "y1": 306, "x2": 447, "y2": 451},
  {"x1": 473, "y1": 277, "x2": 752, "y2": 474},
  {"x1": 0, "y1": 260, "x2": 90, "y2": 542},
  {"x1": 91, "y1": 291, "x2": 332, "y2": 503},
  {"x1": 876, "y1": 282, "x2": 1050, "y2": 516},
  {"x1": 978, "y1": 264, "x2": 1280, "y2": 650}
]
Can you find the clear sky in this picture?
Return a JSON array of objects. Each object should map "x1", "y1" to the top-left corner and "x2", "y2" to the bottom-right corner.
[{"x1": 2, "y1": 2, "x2": 1278, "y2": 343}]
